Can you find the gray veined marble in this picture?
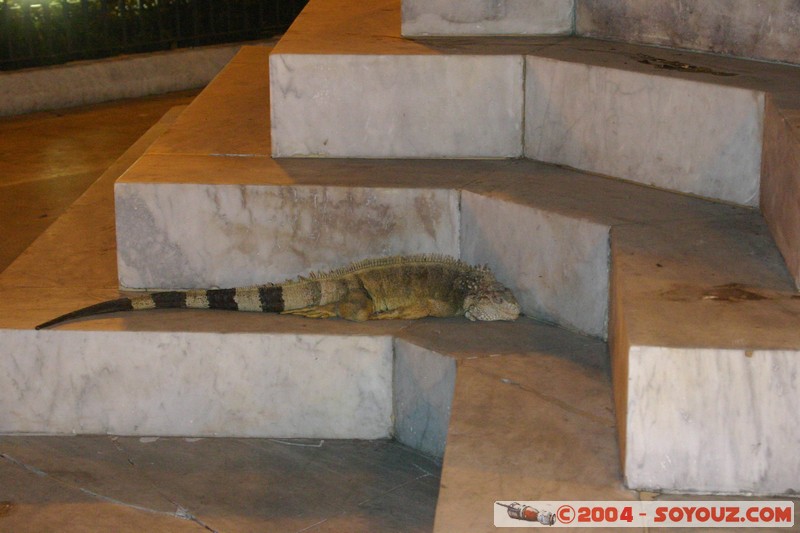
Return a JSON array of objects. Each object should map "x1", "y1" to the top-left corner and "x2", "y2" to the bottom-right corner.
[
  {"x1": 576, "y1": 0, "x2": 800, "y2": 65},
  {"x1": 625, "y1": 346, "x2": 800, "y2": 495},
  {"x1": 524, "y1": 56, "x2": 765, "y2": 206},
  {"x1": 393, "y1": 340, "x2": 457, "y2": 459},
  {"x1": 610, "y1": 213, "x2": 800, "y2": 495},
  {"x1": 460, "y1": 191, "x2": 610, "y2": 339},
  {"x1": 402, "y1": 0, "x2": 574, "y2": 36},
  {"x1": 0, "y1": 330, "x2": 394, "y2": 439},
  {"x1": 115, "y1": 183, "x2": 460, "y2": 290},
  {"x1": 270, "y1": 53, "x2": 524, "y2": 158}
]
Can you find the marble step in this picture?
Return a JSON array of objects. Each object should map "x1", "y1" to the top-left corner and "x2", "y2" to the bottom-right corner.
[
  {"x1": 430, "y1": 330, "x2": 638, "y2": 531},
  {"x1": 402, "y1": 0, "x2": 800, "y2": 67},
  {"x1": 401, "y1": 0, "x2": 574, "y2": 37},
  {"x1": 270, "y1": 0, "x2": 799, "y2": 205},
  {"x1": 0, "y1": 119, "x2": 615, "y2": 469},
  {"x1": 271, "y1": 0, "x2": 800, "y2": 289},
  {"x1": 470, "y1": 175, "x2": 800, "y2": 494},
  {"x1": 611, "y1": 214, "x2": 800, "y2": 496}
]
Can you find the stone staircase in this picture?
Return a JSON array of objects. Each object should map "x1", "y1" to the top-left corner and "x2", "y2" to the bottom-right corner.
[{"x1": 1, "y1": 0, "x2": 799, "y2": 529}]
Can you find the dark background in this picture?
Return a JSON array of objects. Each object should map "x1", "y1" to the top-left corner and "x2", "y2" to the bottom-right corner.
[{"x1": 1, "y1": 0, "x2": 308, "y2": 70}]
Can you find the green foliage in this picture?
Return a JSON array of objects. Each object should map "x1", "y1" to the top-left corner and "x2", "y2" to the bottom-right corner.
[{"x1": 1, "y1": 0, "x2": 306, "y2": 70}]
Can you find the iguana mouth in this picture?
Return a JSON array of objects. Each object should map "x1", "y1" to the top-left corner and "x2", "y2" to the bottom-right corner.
[{"x1": 464, "y1": 286, "x2": 521, "y2": 322}]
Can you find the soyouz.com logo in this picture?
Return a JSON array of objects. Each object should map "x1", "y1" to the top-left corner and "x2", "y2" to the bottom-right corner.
[{"x1": 494, "y1": 501, "x2": 795, "y2": 528}]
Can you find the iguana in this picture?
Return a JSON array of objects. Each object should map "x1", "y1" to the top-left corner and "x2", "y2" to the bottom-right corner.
[{"x1": 35, "y1": 255, "x2": 520, "y2": 329}]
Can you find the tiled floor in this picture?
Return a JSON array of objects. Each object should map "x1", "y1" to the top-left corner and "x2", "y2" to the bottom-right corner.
[
  {"x1": 0, "y1": 94, "x2": 441, "y2": 533},
  {"x1": 0, "y1": 436, "x2": 440, "y2": 533}
]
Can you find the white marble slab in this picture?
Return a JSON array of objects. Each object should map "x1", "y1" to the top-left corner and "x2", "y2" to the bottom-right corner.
[
  {"x1": 576, "y1": 0, "x2": 800, "y2": 65},
  {"x1": 270, "y1": 53, "x2": 524, "y2": 158},
  {"x1": 0, "y1": 43, "x2": 244, "y2": 117},
  {"x1": 393, "y1": 339, "x2": 456, "y2": 458},
  {"x1": 460, "y1": 191, "x2": 610, "y2": 338},
  {"x1": 625, "y1": 346, "x2": 800, "y2": 495},
  {"x1": 402, "y1": 0, "x2": 574, "y2": 36},
  {"x1": 115, "y1": 183, "x2": 459, "y2": 289},
  {"x1": 0, "y1": 330, "x2": 394, "y2": 439},
  {"x1": 610, "y1": 215, "x2": 800, "y2": 495},
  {"x1": 524, "y1": 56, "x2": 765, "y2": 206}
]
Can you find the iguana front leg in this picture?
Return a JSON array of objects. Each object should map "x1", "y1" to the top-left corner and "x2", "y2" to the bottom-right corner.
[
  {"x1": 335, "y1": 288, "x2": 375, "y2": 322},
  {"x1": 371, "y1": 299, "x2": 459, "y2": 320},
  {"x1": 282, "y1": 305, "x2": 339, "y2": 319},
  {"x1": 371, "y1": 304, "x2": 431, "y2": 320}
]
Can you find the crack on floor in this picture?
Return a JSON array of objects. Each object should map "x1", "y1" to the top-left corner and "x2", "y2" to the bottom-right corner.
[
  {"x1": 0, "y1": 453, "x2": 47, "y2": 476},
  {"x1": 472, "y1": 366, "x2": 615, "y2": 427},
  {"x1": 1, "y1": 450, "x2": 216, "y2": 528},
  {"x1": 295, "y1": 517, "x2": 329, "y2": 532},
  {"x1": 108, "y1": 437, "x2": 222, "y2": 532},
  {"x1": 78, "y1": 488, "x2": 192, "y2": 520},
  {"x1": 109, "y1": 437, "x2": 137, "y2": 467},
  {"x1": 290, "y1": 456, "x2": 438, "y2": 533},
  {"x1": 269, "y1": 438, "x2": 325, "y2": 448},
  {"x1": 294, "y1": 471, "x2": 435, "y2": 533},
  {"x1": 357, "y1": 470, "x2": 434, "y2": 507},
  {"x1": 410, "y1": 462, "x2": 436, "y2": 477}
]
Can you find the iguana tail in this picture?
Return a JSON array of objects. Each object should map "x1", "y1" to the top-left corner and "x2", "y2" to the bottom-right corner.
[
  {"x1": 35, "y1": 298, "x2": 135, "y2": 329},
  {"x1": 35, "y1": 286, "x2": 285, "y2": 330}
]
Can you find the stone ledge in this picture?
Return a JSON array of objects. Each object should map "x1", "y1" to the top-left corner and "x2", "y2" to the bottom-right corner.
[
  {"x1": 0, "y1": 42, "x2": 272, "y2": 118},
  {"x1": 269, "y1": 52, "x2": 524, "y2": 158},
  {"x1": 433, "y1": 349, "x2": 634, "y2": 531},
  {"x1": 611, "y1": 215, "x2": 800, "y2": 494},
  {"x1": 401, "y1": 0, "x2": 574, "y2": 37},
  {"x1": 524, "y1": 55, "x2": 763, "y2": 206},
  {"x1": 0, "y1": 328, "x2": 394, "y2": 439},
  {"x1": 114, "y1": 177, "x2": 461, "y2": 290}
]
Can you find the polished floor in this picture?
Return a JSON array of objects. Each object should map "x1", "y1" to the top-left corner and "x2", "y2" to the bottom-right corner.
[
  {"x1": 0, "y1": 94, "x2": 441, "y2": 533},
  {"x1": 0, "y1": 91, "x2": 198, "y2": 273}
]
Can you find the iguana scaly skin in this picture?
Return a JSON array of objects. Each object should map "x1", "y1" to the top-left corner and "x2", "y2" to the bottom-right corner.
[{"x1": 35, "y1": 255, "x2": 520, "y2": 329}]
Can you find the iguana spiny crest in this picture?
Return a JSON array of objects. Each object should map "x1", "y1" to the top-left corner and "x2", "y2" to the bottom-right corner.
[{"x1": 36, "y1": 255, "x2": 520, "y2": 329}]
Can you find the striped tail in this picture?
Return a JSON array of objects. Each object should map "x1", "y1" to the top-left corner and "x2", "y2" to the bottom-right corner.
[
  {"x1": 35, "y1": 286, "x2": 285, "y2": 329},
  {"x1": 35, "y1": 298, "x2": 135, "y2": 330}
]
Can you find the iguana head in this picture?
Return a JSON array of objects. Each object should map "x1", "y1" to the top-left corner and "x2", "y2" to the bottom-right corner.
[{"x1": 462, "y1": 267, "x2": 521, "y2": 321}]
